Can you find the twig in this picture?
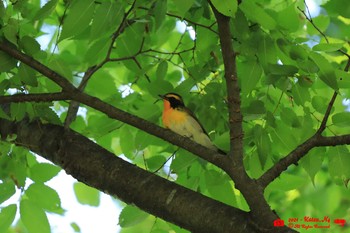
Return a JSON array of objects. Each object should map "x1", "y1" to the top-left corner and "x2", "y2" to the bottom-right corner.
[
  {"x1": 297, "y1": 1, "x2": 329, "y2": 43},
  {"x1": 153, "y1": 149, "x2": 178, "y2": 173}
]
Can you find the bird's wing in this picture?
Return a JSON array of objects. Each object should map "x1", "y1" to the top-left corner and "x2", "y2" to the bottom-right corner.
[{"x1": 181, "y1": 106, "x2": 210, "y2": 137}]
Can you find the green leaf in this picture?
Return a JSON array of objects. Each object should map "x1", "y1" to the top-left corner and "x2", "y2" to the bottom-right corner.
[
  {"x1": 33, "y1": 0, "x2": 58, "y2": 21},
  {"x1": 3, "y1": 20, "x2": 19, "y2": 45},
  {"x1": 280, "y1": 107, "x2": 301, "y2": 128},
  {"x1": 18, "y1": 63, "x2": 38, "y2": 87},
  {"x1": 73, "y1": 182, "x2": 100, "y2": 206},
  {"x1": 324, "y1": 0, "x2": 350, "y2": 18},
  {"x1": 25, "y1": 183, "x2": 62, "y2": 213},
  {"x1": 20, "y1": 36, "x2": 41, "y2": 56},
  {"x1": 48, "y1": 57, "x2": 72, "y2": 80},
  {"x1": 146, "y1": 156, "x2": 167, "y2": 171},
  {"x1": 267, "y1": 64, "x2": 298, "y2": 76},
  {"x1": 267, "y1": 173, "x2": 307, "y2": 192},
  {"x1": 311, "y1": 96, "x2": 328, "y2": 113},
  {"x1": 312, "y1": 43, "x2": 344, "y2": 52},
  {"x1": 29, "y1": 163, "x2": 61, "y2": 183},
  {"x1": 300, "y1": 148, "x2": 325, "y2": 185},
  {"x1": 156, "y1": 61, "x2": 168, "y2": 80},
  {"x1": 328, "y1": 146, "x2": 350, "y2": 185},
  {"x1": 119, "y1": 205, "x2": 149, "y2": 228},
  {"x1": 306, "y1": 15, "x2": 330, "y2": 35},
  {"x1": 59, "y1": 0, "x2": 95, "y2": 41},
  {"x1": 277, "y1": 3, "x2": 300, "y2": 32},
  {"x1": 0, "y1": 204, "x2": 17, "y2": 232},
  {"x1": 336, "y1": 69, "x2": 350, "y2": 88},
  {"x1": 90, "y1": 1, "x2": 124, "y2": 42},
  {"x1": 20, "y1": 199, "x2": 50, "y2": 233},
  {"x1": 211, "y1": 0, "x2": 237, "y2": 17},
  {"x1": 70, "y1": 222, "x2": 81, "y2": 232},
  {"x1": 240, "y1": 0, "x2": 276, "y2": 30},
  {"x1": 205, "y1": 170, "x2": 236, "y2": 206},
  {"x1": 153, "y1": 0, "x2": 167, "y2": 30},
  {"x1": 238, "y1": 60, "x2": 262, "y2": 95},
  {"x1": 253, "y1": 125, "x2": 271, "y2": 169},
  {"x1": 34, "y1": 104, "x2": 62, "y2": 125},
  {"x1": 85, "y1": 37, "x2": 111, "y2": 66},
  {"x1": 0, "y1": 51, "x2": 17, "y2": 72},
  {"x1": 309, "y1": 52, "x2": 338, "y2": 90},
  {"x1": 0, "y1": 182, "x2": 16, "y2": 204},
  {"x1": 332, "y1": 112, "x2": 350, "y2": 127},
  {"x1": 119, "y1": 125, "x2": 135, "y2": 158},
  {"x1": 10, "y1": 103, "x2": 26, "y2": 121},
  {"x1": 291, "y1": 83, "x2": 310, "y2": 106},
  {"x1": 244, "y1": 100, "x2": 265, "y2": 115},
  {"x1": 171, "y1": 0, "x2": 195, "y2": 17}
]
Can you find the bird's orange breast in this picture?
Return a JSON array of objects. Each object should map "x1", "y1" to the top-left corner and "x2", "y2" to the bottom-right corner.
[{"x1": 162, "y1": 107, "x2": 187, "y2": 129}]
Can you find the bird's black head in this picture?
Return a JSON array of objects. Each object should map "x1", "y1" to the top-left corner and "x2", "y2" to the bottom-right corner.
[{"x1": 159, "y1": 93, "x2": 185, "y2": 108}]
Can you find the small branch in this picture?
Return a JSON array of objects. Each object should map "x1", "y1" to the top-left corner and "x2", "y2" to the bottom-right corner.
[
  {"x1": 63, "y1": 1, "x2": 138, "y2": 129},
  {"x1": 258, "y1": 134, "x2": 320, "y2": 187},
  {"x1": 259, "y1": 55, "x2": 350, "y2": 187},
  {"x1": 259, "y1": 133, "x2": 350, "y2": 187},
  {"x1": 166, "y1": 12, "x2": 218, "y2": 34},
  {"x1": 297, "y1": 1, "x2": 329, "y2": 43},
  {"x1": 316, "y1": 92, "x2": 337, "y2": 134}
]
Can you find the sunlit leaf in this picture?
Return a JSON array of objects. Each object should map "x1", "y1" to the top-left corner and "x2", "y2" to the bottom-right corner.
[
  {"x1": 240, "y1": 0, "x2": 276, "y2": 30},
  {"x1": 29, "y1": 163, "x2": 61, "y2": 183},
  {"x1": 59, "y1": 0, "x2": 95, "y2": 41},
  {"x1": 25, "y1": 183, "x2": 62, "y2": 213},
  {"x1": 73, "y1": 182, "x2": 100, "y2": 206},
  {"x1": 211, "y1": 0, "x2": 237, "y2": 17},
  {"x1": 332, "y1": 112, "x2": 350, "y2": 127},
  {"x1": 309, "y1": 52, "x2": 338, "y2": 90},
  {"x1": 20, "y1": 199, "x2": 50, "y2": 233},
  {"x1": 0, "y1": 204, "x2": 17, "y2": 232},
  {"x1": 238, "y1": 60, "x2": 263, "y2": 95},
  {"x1": 32, "y1": 0, "x2": 58, "y2": 21},
  {"x1": 119, "y1": 205, "x2": 149, "y2": 228},
  {"x1": 0, "y1": 182, "x2": 16, "y2": 204},
  {"x1": 328, "y1": 146, "x2": 350, "y2": 185},
  {"x1": 0, "y1": 51, "x2": 17, "y2": 72}
]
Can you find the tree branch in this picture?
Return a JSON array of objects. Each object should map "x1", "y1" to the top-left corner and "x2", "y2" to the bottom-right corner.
[
  {"x1": 0, "y1": 92, "x2": 69, "y2": 104},
  {"x1": 209, "y1": 3, "x2": 292, "y2": 232},
  {"x1": 64, "y1": 0, "x2": 138, "y2": 129},
  {"x1": 0, "y1": 42, "x2": 229, "y2": 169},
  {"x1": 0, "y1": 117, "x2": 257, "y2": 233},
  {"x1": 258, "y1": 49, "x2": 350, "y2": 187},
  {"x1": 0, "y1": 42, "x2": 74, "y2": 92}
]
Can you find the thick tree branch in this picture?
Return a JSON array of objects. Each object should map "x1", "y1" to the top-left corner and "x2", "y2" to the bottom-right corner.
[
  {"x1": 209, "y1": 3, "x2": 292, "y2": 232},
  {"x1": 0, "y1": 117, "x2": 256, "y2": 233},
  {"x1": 0, "y1": 92, "x2": 69, "y2": 104},
  {"x1": 0, "y1": 42, "x2": 228, "y2": 169}
]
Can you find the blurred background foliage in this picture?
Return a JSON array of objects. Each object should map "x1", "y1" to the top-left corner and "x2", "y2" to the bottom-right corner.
[{"x1": 1, "y1": 0, "x2": 350, "y2": 232}]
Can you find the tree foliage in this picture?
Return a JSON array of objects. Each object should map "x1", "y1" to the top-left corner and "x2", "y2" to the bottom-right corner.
[{"x1": 1, "y1": 0, "x2": 350, "y2": 232}]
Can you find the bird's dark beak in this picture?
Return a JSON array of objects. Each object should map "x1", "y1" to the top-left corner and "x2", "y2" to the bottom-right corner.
[{"x1": 154, "y1": 94, "x2": 164, "y2": 104}]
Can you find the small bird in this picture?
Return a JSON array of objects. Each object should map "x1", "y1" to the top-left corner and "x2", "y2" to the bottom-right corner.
[{"x1": 159, "y1": 93, "x2": 224, "y2": 154}]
